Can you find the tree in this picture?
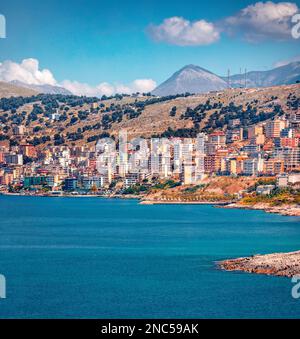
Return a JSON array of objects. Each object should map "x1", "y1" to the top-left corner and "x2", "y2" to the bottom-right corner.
[
  {"x1": 33, "y1": 126, "x2": 42, "y2": 133},
  {"x1": 169, "y1": 106, "x2": 177, "y2": 117}
]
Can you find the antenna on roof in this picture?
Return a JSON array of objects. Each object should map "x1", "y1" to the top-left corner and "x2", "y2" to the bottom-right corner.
[
  {"x1": 227, "y1": 69, "x2": 230, "y2": 89},
  {"x1": 240, "y1": 67, "x2": 242, "y2": 88},
  {"x1": 244, "y1": 68, "x2": 247, "y2": 89}
]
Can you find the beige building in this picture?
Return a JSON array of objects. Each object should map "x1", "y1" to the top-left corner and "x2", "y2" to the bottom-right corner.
[
  {"x1": 248, "y1": 125, "x2": 263, "y2": 139},
  {"x1": 265, "y1": 119, "x2": 286, "y2": 138},
  {"x1": 263, "y1": 159, "x2": 284, "y2": 175},
  {"x1": 251, "y1": 134, "x2": 265, "y2": 145}
]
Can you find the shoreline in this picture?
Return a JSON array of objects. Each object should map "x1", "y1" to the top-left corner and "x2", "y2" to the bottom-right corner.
[
  {"x1": 0, "y1": 192, "x2": 141, "y2": 199},
  {"x1": 218, "y1": 250, "x2": 300, "y2": 278},
  {"x1": 2, "y1": 192, "x2": 300, "y2": 217},
  {"x1": 140, "y1": 200, "x2": 300, "y2": 217}
]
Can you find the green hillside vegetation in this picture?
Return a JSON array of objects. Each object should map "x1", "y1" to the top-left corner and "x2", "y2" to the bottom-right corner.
[{"x1": 0, "y1": 84, "x2": 299, "y2": 147}]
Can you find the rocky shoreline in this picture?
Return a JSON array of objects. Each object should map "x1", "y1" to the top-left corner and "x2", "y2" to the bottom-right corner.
[
  {"x1": 140, "y1": 200, "x2": 300, "y2": 216},
  {"x1": 223, "y1": 202, "x2": 300, "y2": 217},
  {"x1": 218, "y1": 250, "x2": 300, "y2": 278}
]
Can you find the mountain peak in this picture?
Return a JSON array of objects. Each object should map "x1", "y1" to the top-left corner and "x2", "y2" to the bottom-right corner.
[
  {"x1": 181, "y1": 64, "x2": 201, "y2": 70},
  {"x1": 179, "y1": 64, "x2": 212, "y2": 74},
  {"x1": 152, "y1": 64, "x2": 227, "y2": 96}
]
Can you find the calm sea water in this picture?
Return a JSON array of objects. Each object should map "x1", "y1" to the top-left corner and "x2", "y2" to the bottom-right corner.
[{"x1": 0, "y1": 195, "x2": 300, "y2": 318}]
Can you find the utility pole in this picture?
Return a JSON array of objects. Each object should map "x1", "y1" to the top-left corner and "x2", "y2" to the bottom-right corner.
[
  {"x1": 227, "y1": 69, "x2": 230, "y2": 89},
  {"x1": 244, "y1": 68, "x2": 247, "y2": 89},
  {"x1": 240, "y1": 67, "x2": 242, "y2": 88}
]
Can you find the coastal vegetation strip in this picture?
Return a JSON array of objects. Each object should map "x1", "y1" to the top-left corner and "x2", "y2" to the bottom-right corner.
[{"x1": 223, "y1": 185, "x2": 300, "y2": 216}]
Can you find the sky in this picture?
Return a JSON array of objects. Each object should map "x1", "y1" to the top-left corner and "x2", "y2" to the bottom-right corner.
[{"x1": 0, "y1": 0, "x2": 300, "y2": 96}]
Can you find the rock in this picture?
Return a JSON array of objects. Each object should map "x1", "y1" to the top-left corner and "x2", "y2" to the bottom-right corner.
[{"x1": 218, "y1": 250, "x2": 300, "y2": 278}]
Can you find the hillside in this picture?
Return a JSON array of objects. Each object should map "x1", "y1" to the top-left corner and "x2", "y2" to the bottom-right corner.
[
  {"x1": 142, "y1": 176, "x2": 263, "y2": 203},
  {"x1": 0, "y1": 84, "x2": 299, "y2": 148},
  {"x1": 109, "y1": 84, "x2": 299, "y2": 138},
  {"x1": 0, "y1": 81, "x2": 38, "y2": 98}
]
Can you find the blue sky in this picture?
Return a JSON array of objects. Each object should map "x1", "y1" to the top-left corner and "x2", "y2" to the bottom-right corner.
[{"x1": 0, "y1": 0, "x2": 300, "y2": 95}]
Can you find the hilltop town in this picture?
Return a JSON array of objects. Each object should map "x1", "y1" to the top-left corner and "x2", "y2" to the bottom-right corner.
[{"x1": 0, "y1": 83, "x2": 299, "y2": 215}]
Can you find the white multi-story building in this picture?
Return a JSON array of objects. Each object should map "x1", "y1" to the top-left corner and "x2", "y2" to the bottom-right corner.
[
  {"x1": 195, "y1": 133, "x2": 206, "y2": 180},
  {"x1": 119, "y1": 130, "x2": 128, "y2": 177}
]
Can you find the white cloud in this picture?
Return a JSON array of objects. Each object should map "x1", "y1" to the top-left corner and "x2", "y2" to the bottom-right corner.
[
  {"x1": 274, "y1": 55, "x2": 300, "y2": 67},
  {"x1": 0, "y1": 58, "x2": 157, "y2": 97},
  {"x1": 96, "y1": 82, "x2": 116, "y2": 96},
  {"x1": 148, "y1": 16, "x2": 220, "y2": 46},
  {"x1": 0, "y1": 58, "x2": 57, "y2": 85},
  {"x1": 62, "y1": 79, "x2": 157, "y2": 97},
  {"x1": 114, "y1": 84, "x2": 131, "y2": 95},
  {"x1": 131, "y1": 79, "x2": 157, "y2": 93},
  {"x1": 147, "y1": 2, "x2": 299, "y2": 45},
  {"x1": 61, "y1": 80, "x2": 115, "y2": 97},
  {"x1": 222, "y1": 1, "x2": 299, "y2": 42}
]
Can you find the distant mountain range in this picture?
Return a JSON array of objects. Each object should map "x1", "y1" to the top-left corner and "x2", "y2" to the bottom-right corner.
[
  {"x1": 10, "y1": 80, "x2": 72, "y2": 95},
  {"x1": 225, "y1": 62, "x2": 300, "y2": 88},
  {"x1": 0, "y1": 81, "x2": 38, "y2": 98},
  {"x1": 152, "y1": 62, "x2": 300, "y2": 96},
  {"x1": 1, "y1": 61, "x2": 299, "y2": 98}
]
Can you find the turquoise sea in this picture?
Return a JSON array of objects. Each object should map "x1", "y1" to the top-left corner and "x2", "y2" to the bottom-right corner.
[{"x1": 0, "y1": 195, "x2": 299, "y2": 318}]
